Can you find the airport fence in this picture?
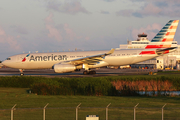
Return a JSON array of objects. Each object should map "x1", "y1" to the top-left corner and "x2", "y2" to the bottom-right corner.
[{"x1": 1, "y1": 103, "x2": 180, "y2": 120}]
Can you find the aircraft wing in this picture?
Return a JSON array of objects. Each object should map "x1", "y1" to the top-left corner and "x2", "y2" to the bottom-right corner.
[{"x1": 66, "y1": 48, "x2": 115, "y2": 65}]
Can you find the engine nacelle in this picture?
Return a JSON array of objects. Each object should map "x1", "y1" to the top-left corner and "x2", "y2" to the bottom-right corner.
[{"x1": 53, "y1": 64, "x2": 76, "y2": 73}]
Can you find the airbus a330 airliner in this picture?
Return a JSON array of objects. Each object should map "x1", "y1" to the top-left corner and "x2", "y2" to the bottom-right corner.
[{"x1": 2, "y1": 20, "x2": 179, "y2": 75}]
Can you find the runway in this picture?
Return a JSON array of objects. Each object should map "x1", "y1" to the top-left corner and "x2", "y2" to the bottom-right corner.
[{"x1": 0, "y1": 68, "x2": 158, "y2": 77}]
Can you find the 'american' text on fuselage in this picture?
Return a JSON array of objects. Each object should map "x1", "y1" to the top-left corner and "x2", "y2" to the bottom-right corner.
[{"x1": 29, "y1": 54, "x2": 68, "y2": 61}]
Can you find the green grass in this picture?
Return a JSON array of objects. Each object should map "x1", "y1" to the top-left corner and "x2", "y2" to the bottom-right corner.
[
  {"x1": 1, "y1": 74, "x2": 180, "y2": 96},
  {"x1": 0, "y1": 88, "x2": 180, "y2": 120},
  {"x1": 1, "y1": 73, "x2": 180, "y2": 119}
]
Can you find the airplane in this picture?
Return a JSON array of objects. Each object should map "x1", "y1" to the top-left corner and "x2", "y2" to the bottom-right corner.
[{"x1": 2, "y1": 20, "x2": 179, "y2": 75}]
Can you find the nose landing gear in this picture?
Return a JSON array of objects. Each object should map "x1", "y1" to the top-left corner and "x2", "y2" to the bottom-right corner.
[{"x1": 19, "y1": 69, "x2": 24, "y2": 76}]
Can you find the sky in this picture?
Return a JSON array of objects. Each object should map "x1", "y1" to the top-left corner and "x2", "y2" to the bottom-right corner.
[{"x1": 0, "y1": 0, "x2": 180, "y2": 60}]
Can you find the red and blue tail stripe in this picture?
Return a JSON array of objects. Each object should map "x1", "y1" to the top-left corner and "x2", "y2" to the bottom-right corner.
[
  {"x1": 140, "y1": 20, "x2": 179, "y2": 55},
  {"x1": 145, "y1": 20, "x2": 179, "y2": 49}
]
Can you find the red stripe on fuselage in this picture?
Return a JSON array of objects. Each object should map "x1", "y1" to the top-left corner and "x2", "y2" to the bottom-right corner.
[
  {"x1": 145, "y1": 45, "x2": 163, "y2": 49},
  {"x1": 139, "y1": 51, "x2": 156, "y2": 55}
]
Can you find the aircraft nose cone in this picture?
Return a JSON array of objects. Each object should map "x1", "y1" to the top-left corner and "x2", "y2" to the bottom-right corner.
[{"x1": 2, "y1": 60, "x2": 7, "y2": 66}]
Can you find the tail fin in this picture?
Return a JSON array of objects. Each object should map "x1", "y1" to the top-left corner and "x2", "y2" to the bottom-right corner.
[{"x1": 145, "y1": 20, "x2": 179, "y2": 49}]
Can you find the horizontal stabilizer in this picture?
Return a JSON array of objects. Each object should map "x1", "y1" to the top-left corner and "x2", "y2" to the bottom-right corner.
[{"x1": 156, "y1": 47, "x2": 177, "y2": 55}]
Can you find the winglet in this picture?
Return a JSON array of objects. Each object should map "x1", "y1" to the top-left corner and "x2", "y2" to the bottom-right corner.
[{"x1": 106, "y1": 48, "x2": 115, "y2": 55}]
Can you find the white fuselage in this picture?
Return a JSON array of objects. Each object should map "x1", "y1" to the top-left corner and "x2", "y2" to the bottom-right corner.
[{"x1": 2, "y1": 49, "x2": 158, "y2": 70}]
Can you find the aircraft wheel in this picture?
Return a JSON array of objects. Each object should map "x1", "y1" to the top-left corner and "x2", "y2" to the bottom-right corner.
[
  {"x1": 19, "y1": 69, "x2": 24, "y2": 76},
  {"x1": 20, "y1": 73, "x2": 24, "y2": 76},
  {"x1": 89, "y1": 71, "x2": 96, "y2": 75},
  {"x1": 92, "y1": 71, "x2": 96, "y2": 74},
  {"x1": 83, "y1": 71, "x2": 88, "y2": 75},
  {"x1": 89, "y1": 71, "x2": 93, "y2": 75}
]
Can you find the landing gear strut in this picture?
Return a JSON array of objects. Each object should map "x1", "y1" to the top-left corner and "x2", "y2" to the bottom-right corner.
[
  {"x1": 19, "y1": 69, "x2": 24, "y2": 76},
  {"x1": 83, "y1": 70, "x2": 96, "y2": 75}
]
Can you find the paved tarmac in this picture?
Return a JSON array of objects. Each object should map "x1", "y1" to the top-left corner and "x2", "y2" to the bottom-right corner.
[{"x1": 0, "y1": 68, "x2": 158, "y2": 77}]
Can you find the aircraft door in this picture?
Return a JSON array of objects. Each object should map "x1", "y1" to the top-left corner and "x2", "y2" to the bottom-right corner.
[
  {"x1": 16, "y1": 55, "x2": 24, "y2": 63},
  {"x1": 16, "y1": 55, "x2": 21, "y2": 63}
]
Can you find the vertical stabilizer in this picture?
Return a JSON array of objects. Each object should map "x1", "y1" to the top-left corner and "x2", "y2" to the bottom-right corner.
[{"x1": 145, "y1": 20, "x2": 179, "y2": 49}]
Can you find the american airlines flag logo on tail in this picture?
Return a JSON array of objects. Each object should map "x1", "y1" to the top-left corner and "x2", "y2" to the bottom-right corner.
[{"x1": 22, "y1": 54, "x2": 30, "y2": 62}]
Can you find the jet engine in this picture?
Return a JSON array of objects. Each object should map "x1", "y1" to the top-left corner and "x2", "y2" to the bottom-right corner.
[{"x1": 53, "y1": 64, "x2": 76, "y2": 73}]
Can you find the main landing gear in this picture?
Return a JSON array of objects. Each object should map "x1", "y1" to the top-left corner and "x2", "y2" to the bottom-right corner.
[
  {"x1": 19, "y1": 69, "x2": 24, "y2": 76},
  {"x1": 83, "y1": 70, "x2": 96, "y2": 75}
]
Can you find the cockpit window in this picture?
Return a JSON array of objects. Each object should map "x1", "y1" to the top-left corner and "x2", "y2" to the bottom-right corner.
[{"x1": 6, "y1": 58, "x2": 11, "y2": 60}]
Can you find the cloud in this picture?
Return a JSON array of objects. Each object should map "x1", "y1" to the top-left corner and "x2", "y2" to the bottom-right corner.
[
  {"x1": 139, "y1": 3, "x2": 161, "y2": 16},
  {"x1": 117, "y1": 0, "x2": 180, "y2": 17},
  {"x1": 0, "y1": 27, "x2": 5, "y2": 36},
  {"x1": 45, "y1": 13, "x2": 82, "y2": 41},
  {"x1": 116, "y1": 9, "x2": 134, "y2": 17},
  {"x1": 101, "y1": 10, "x2": 110, "y2": 14},
  {"x1": 85, "y1": 37, "x2": 90, "y2": 40},
  {"x1": 103, "y1": 0, "x2": 116, "y2": 2},
  {"x1": 46, "y1": 1, "x2": 61, "y2": 12},
  {"x1": 63, "y1": 23, "x2": 77, "y2": 40},
  {"x1": 47, "y1": 0, "x2": 91, "y2": 15},
  {"x1": 0, "y1": 26, "x2": 21, "y2": 50},
  {"x1": 45, "y1": 13, "x2": 63, "y2": 41},
  {"x1": 131, "y1": 23, "x2": 162, "y2": 40},
  {"x1": 154, "y1": 0, "x2": 180, "y2": 4},
  {"x1": 10, "y1": 25, "x2": 28, "y2": 34}
]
